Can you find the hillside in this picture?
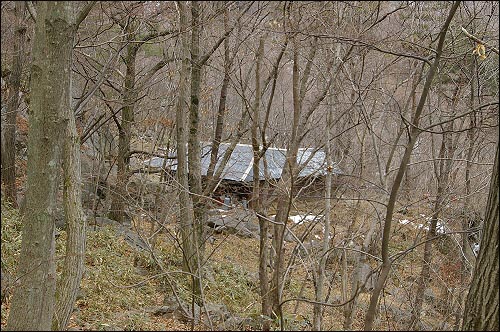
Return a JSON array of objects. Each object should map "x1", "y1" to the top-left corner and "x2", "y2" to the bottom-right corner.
[{"x1": 1, "y1": 194, "x2": 469, "y2": 331}]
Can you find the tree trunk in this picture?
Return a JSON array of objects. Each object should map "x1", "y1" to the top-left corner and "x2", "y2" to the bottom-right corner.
[
  {"x1": 344, "y1": 109, "x2": 369, "y2": 330},
  {"x1": 187, "y1": 0, "x2": 205, "y2": 307},
  {"x1": 462, "y1": 59, "x2": 478, "y2": 280},
  {"x1": 270, "y1": 33, "x2": 336, "y2": 320},
  {"x1": 313, "y1": 91, "x2": 333, "y2": 330},
  {"x1": 5, "y1": 2, "x2": 74, "y2": 329},
  {"x1": 53, "y1": 71, "x2": 87, "y2": 331},
  {"x1": 363, "y1": 2, "x2": 460, "y2": 329},
  {"x1": 1, "y1": 1, "x2": 26, "y2": 207},
  {"x1": 175, "y1": 0, "x2": 198, "y2": 312},
  {"x1": 462, "y1": 143, "x2": 498, "y2": 331},
  {"x1": 250, "y1": 36, "x2": 272, "y2": 331},
  {"x1": 409, "y1": 122, "x2": 454, "y2": 329},
  {"x1": 109, "y1": 26, "x2": 138, "y2": 224},
  {"x1": 207, "y1": 6, "x2": 230, "y2": 182},
  {"x1": 270, "y1": 35, "x2": 303, "y2": 318}
]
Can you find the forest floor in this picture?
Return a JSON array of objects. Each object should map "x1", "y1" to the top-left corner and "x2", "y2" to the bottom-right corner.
[{"x1": 1, "y1": 192, "x2": 471, "y2": 331}]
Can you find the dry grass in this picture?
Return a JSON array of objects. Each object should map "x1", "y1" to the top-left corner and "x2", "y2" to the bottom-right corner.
[{"x1": 1, "y1": 193, "x2": 469, "y2": 330}]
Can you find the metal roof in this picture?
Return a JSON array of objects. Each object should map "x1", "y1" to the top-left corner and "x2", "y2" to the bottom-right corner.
[{"x1": 143, "y1": 143, "x2": 342, "y2": 182}]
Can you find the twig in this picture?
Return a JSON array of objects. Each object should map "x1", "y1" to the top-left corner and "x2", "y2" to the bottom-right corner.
[{"x1": 461, "y1": 27, "x2": 499, "y2": 55}]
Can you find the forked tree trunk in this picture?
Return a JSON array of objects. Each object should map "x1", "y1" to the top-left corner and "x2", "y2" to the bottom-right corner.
[
  {"x1": 461, "y1": 59, "x2": 478, "y2": 281},
  {"x1": 270, "y1": 32, "x2": 339, "y2": 320},
  {"x1": 462, "y1": 143, "x2": 499, "y2": 331},
  {"x1": 5, "y1": 2, "x2": 74, "y2": 330}
]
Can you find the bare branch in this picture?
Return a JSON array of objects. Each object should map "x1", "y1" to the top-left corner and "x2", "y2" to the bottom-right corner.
[
  {"x1": 75, "y1": 1, "x2": 96, "y2": 30},
  {"x1": 461, "y1": 26, "x2": 499, "y2": 55},
  {"x1": 25, "y1": 1, "x2": 36, "y2": 22}
]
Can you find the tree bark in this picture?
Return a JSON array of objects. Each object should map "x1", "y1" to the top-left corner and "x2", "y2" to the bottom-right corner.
[
  {"x1": 313, "y1": 88, "x2": 333, "y2": 331},
  {"x1": 187, "y1": 0, "x2": 205, "y2": 307},
  {"x1": 250, "y1": 36, "x2": 272, "y2": 331},
  {"x1": 207, "y1": 6, "x2": 230, "y2": 182},
  {"x1": 109, "y1": 23, "x2": 138, "y2": 224},
  {"x1": 462, "y1": 58, "x2": 478, "y2": 280},
  {"x1": 175, "y1": 0, "x2": 197, "y2": 309},
  {"x1": 1, "y1": 1, "x2": 26, "y2": 207},
  {"x1": 53, "y1": 73, "x2": 87, "y2": 331},
  {"x1": 5, "y1": 2, "x2": 74, "y2": 329},
  {"x1": 462, "y1": 143, "x2": 499, "y2": 331}
]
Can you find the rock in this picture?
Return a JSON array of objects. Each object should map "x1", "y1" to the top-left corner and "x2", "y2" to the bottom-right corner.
[
  {"x1": 203, "y1": 303, "x2": 231, "y2": 322},
  {"x1": 298, "y1": 239, "x2": 322, "y2": 257},
  {"x1": 424, "y1": 288, "x2": 437, "y2": 302},
  {"x1": 99, "y1": 324, "x2": 122, "y2": 331},
  {"x1": 150, "y1": 295, "x2": 189, "y2": 321},
  {"x1": 91, "y1": 216, "x2": 148, "y2": 252},
  {"x1": 207, "y1": 208, "x2": 260, "y2": 239},
  {"x1": 380, "y1": 303, "x2": 412, "y2": 324},
  {"x1": 92, "y1": 216, "x2": 122, "y2": 228},
  {"x1": 217, "y1": 316, "x2": 243, "y2": 330},
  {"x1": 153, "y1": 305, "x2": 179, "y2": 316},
  {"x1": 358, "y1": 263, "x2": 376, "y2": 292},
  {"x1": 179, "y1": 303, "x2": 201, "y2": 324},
  {"x1": 121, "y1": 230, "x2": 149, "y2": 252},
  {"x1": 284, "y1": 228, "x2": 298, "y2": 242},
  {"x1": 217, "y1": 316, "x2": 262, "y2": 330}
]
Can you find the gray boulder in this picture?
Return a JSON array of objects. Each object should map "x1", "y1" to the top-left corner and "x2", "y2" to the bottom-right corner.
[{"x1": 207, "y1": 208, "x2": 260, "y2": 238}]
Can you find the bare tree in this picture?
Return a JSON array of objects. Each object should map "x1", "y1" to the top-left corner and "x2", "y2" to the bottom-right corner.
[
  {"x1": 108, "y1": 4, "x2": 174, "y2": 223},
  {"x1": 363, "y1": 2, "x2": 461, "y2": 330}
]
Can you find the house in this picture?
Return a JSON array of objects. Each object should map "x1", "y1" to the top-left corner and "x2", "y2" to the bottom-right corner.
[{"x1": 143, "y1": 142, "x2": 342, "y2": 206}]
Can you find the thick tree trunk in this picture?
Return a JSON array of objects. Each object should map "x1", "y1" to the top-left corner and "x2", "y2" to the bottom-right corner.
[
  {"x1": 5, "y1": 2, "x2": 74, "y2": 330},
  {"x1": 1, "y1": 1, "x2": 26, "y2": 206},
  {"x1": 462, "y1": 143, "x2": 499, "y2": 331}
]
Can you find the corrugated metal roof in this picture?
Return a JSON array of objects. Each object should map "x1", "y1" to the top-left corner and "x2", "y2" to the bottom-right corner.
[{"x1": 143, "y1": 143, "x2": 342, "y2": 182}]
